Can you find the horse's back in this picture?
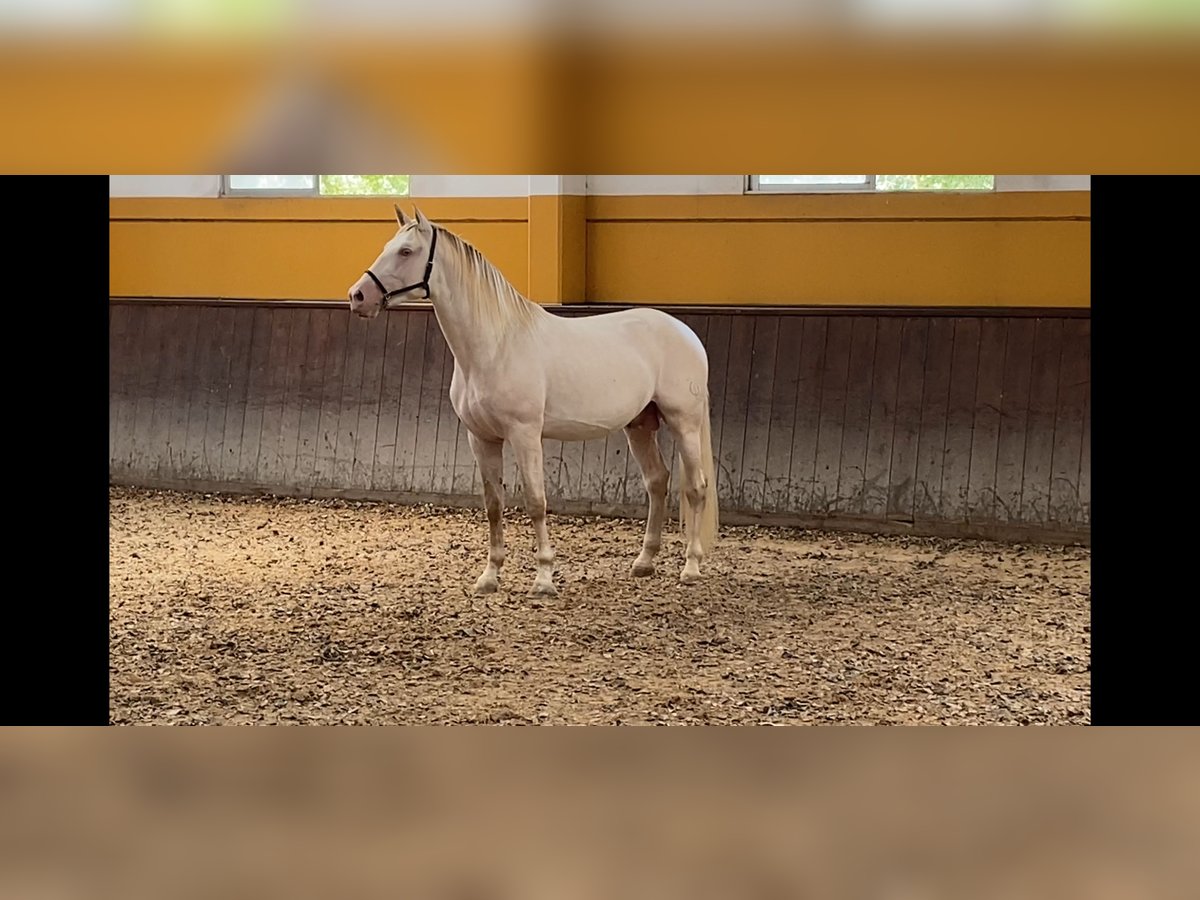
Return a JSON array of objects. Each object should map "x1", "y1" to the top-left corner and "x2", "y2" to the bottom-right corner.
[{"x1": 564, "y1": 306, "x2": 706, "y2": 364}]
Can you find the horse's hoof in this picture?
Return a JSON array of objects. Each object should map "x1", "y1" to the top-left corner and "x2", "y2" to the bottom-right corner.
[
  {"x1": 528, "y1": 582, "x2": 558, "y2": 598},
  {"x1": 631, "y1": 562, "x2": 656, "y2": 578},
  {"x1": 474, "y1": 576, "x2": 499, "y2": 595},
  {"x1": 680, "y1": 570, "x2": 702, "y2": 585}
]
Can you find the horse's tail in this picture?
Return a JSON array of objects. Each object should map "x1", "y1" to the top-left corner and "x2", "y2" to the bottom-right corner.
[
  {"x1": 698, "y1": 395, "x2": 719, "y2": 554},
  {"x1": 680, "y1": 391, "x2": 720, "y2": 555}
]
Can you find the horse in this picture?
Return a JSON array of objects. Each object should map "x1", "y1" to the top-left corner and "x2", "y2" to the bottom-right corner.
[{"x1": 347, "y1": 205, "x2": 718, "y2": 598}]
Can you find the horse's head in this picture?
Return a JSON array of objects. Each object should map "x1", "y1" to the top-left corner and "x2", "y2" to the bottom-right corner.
[{"x1": 348, "y1": 205, "x2": 437, "y2": 319}]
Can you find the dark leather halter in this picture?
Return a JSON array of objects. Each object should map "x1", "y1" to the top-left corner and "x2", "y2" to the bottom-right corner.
[{"x1": 364, "y1": 226, "x2": 439, "y2": 305}]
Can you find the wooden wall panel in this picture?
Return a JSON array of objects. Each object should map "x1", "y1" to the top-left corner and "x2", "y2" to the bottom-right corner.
[
  {"x1": 236, "y1": 307, "x2": 273, "y2": 483},
  {"x1": 1021, "y1": 318, "x2": 1066, "y2": 524},
  {"x1": 888, "y1": 318, "x2": 928, "y2": 521},
  {"x1": 861, "y1": 317, "x2": 902, "y2": 519},
  {"x1": 108, "y1": 304, "x2": 137, "y2": 477},
  {"x1": 814, "y1": 317, "x2": 853, "y2": 515},
  {"x1": 1050, "y1": 319, "x2": 1090, "y2": 527},
  {"x1": 966, "y1": 317, "x2": 1007, "y2": 523},
  {"x1": 741, "y1": 316, "x2": 779, "y2": 511},
  {"x1": 111, "y1": 301, "x2": 1090, "y2": 541},
  {"x1": 351, "y1": 314, "x2": 388, "y2": 491},
  {"x1": 837, "y1": 317, "x2": 877, "y2": 515},
  {"x1": 387, "y1": 313, "x2": 421, "y2": 493},
  {"x1": 942, "y1": 318, "x2": 981, "y2": 522},
  {"x1": 913, "y1": 317, "x2": 954, "y2": 522},
  {"x1": 788, "y1": 317, "x2": 827, "y2": 512},
  {"x1": 764, "y1": 317, "x2": 802, "y2": 514}
]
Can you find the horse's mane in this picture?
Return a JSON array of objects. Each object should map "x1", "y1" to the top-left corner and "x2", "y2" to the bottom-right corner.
[{"x1": 435, "y1": 226, "x2": 542, "y2": 337}]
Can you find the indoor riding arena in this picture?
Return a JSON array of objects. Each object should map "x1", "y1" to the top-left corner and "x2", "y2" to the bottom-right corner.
[{"x1": 109, "y1": 175, "x2": 1091, "y2": 725}]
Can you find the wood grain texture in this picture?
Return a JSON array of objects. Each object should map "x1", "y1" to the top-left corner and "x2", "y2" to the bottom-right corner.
[
  {"x1": 201, "y1": 307, "x2": 237, "y2": 481},
  {"x1": 717, "y1": 316, "x2": 754, "y2": 508},
  {"x1": 861, "y1": 317, "x2": 902, "y2": 518},
  {"x1": 994, "y1": 318, "x2": 1035, "y2": 523},
  {"x1": 788, "y1": 316, "x2": 828, "y2": 511},
  {"x1": 887, "y1": 317, "x2": 929, "y2": 521},
  {"x1": 740, "y1": 316, "x2": 779, "y2": 511},
  {"x1": 335, "y1": 315, "x2": 369, "y2": 488},
  {"x1": 764, "y1": 317, "x2": 803, "y2": 513},
  {"x1": 352, "y1": 313, "x2": 389, "y2": 490},
  {"x1": 942, "y1": 318, "x2": 981, "y2": 522},
  {"x1": 108, "y1": 304, "x2": 138, "y2": 476},
  {"x1": 272, "y1": 308, "x2": 309, "y2": 488},
  {"x1": 966, "y1": 317, "x2": 1006, "y2": 522},
  {"x1": 127, "y1": 305, "x2": 167, "y2": 478},
  {"x1": 813, "y1": 317, "x2": 853, "y2": 515},
  {"x1": 148, "y1": 305, "x2": 186, "y2": 480},
  {"x1": 218, "y1": 306, "x2": 256, "y2": 482},
  {"x1": 293, "y1": 309, "x2": 333, "y2": 489},
  {"x1": 578, "y1": 438, "x2": 607, "y2": 507},
  {"x1": 387, "y1": 312, "x2": 422, "y2": 492},
  {"x1": 181, "y1": 306, "x2": 218, "y2": 481},
  {"x1": 312, "y1": 311, "x2": 349, "y2": 489},
  {"x1": 836, "y1": 316, "x2": 877, "y2": 514},
  {"x1": 1020, "y1": 318, "x2": 1064, "y2": 523},
  {"x1": 913, "y1": 317, "x2": 955, "y2": 521},
  {"x1": 235, "y1": 306, "x2": 273, "y2": 483},
  {"x1": 1050, "y1": 318, "x2": 1089, "y2": 525},
  {"x1": 255, "y1": 307, "x2": 296, "y2": 486}
]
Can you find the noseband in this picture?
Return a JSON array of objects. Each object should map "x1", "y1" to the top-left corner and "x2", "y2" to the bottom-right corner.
[{"x1": 364, "y1": 226, "x2": 439, "y2": 305}]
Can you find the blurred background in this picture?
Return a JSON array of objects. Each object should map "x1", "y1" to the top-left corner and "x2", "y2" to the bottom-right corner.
[
  {"x1": 2, "y1": 1, "x2": 1198, "y2": 172},
  {"x1": 1, "y1": 729, "x2": 1197, "y2": 898}
]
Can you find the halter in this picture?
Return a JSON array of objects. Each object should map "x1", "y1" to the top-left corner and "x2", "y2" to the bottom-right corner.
[{"x1": 364, "y1": 226, "x2": 439, "y2": 305}]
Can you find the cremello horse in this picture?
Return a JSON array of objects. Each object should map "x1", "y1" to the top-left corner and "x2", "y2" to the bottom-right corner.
[{"x1": 348, "y1": 206, "x2": 718, "y2": 597}]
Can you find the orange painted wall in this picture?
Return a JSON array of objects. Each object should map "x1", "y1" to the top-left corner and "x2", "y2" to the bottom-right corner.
[{"x1": 111, "y1": 191, "x2": 1089, "y2": 307}]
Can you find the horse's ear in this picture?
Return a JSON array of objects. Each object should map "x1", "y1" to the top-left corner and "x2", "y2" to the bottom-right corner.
[
  {"x1": 394, "y1": 204, "x2": 410, "y2": 228},
  {"x1": 414, "y1": 206, "x2": 432, "y2": 233}
]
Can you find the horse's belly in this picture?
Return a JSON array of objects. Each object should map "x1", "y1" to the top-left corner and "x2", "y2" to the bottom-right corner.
[{"x1": 541, "y1": 415, "x2": 619, "y2": 442}]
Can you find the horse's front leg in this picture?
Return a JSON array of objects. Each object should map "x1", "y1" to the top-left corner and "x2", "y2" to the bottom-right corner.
[
  {"x1": 469, "y1": 432, "x2": 506, "y2": 595},
  {"x1": 509, "y1": 428, "x2": 557, "y2": 598}
]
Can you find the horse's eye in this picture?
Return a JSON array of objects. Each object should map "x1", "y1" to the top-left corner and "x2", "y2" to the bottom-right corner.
[{"x1": 400, "y1": 248, "x2": 413, "y2": 257}]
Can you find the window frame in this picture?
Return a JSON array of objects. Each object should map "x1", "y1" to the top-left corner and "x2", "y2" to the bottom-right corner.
[
  {"x1": 747, "y1": 175, "x2": 877, "y2": 193},
  {"x1": 221, "y1": 175, "x2": 321, "y2": 197}
]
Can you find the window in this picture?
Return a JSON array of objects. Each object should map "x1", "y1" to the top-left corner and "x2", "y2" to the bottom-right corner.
[
  {"x1": 223, "y1": 175, "x2": 410, "y2": 196},
  {"x1": 749, "y1": 175, "x2": 994, "y2": 193}
]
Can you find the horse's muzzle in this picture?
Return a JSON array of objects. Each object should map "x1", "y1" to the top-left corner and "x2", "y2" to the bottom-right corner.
[{"x1": 348, "y1": 287, "x2": 381, "y2": 319}]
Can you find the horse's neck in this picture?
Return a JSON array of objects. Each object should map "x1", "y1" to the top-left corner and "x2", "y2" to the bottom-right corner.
[
  {"x1": 428, "y1": 300, "x2": 481, "y2": 370},
  {"x1": 430, "y1": 256, "x2": 538, "y2": 374}
]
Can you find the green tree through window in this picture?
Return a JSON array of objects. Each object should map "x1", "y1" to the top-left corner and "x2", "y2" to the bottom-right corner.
[
  {"x1": 876, "y1": 175, "x2": 993, "y2": 191},
  {"x1": 319, "y1": 175, "x2": 410, "y2": 196}
]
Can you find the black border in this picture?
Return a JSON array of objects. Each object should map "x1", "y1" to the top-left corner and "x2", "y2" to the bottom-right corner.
[
  {"x1": 1089, "y1": 175, "x2": 1192, "y2": 725},
  {"x1": 2, "y1": 176, "x2": 110, "y2": 725}
]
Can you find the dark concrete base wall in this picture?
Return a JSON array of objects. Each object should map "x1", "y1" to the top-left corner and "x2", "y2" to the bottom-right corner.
[{"x1": 109, "y1": 300, "x2": 1090, "y2": 544}]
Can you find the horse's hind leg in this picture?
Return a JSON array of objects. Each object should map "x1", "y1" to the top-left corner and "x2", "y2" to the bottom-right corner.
[
  {"x1": 509, "y1": 427, "x2": 557, "y2": 598},
  {"x1": 670, "y1": 420, "x2": 708, "y2": 584},
  {"x1": 624, "y1": 416, "x2": 668, "y2": 577},
  {"x1": 469, "y1": 432, "x2": 506, "y2": 594}
]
